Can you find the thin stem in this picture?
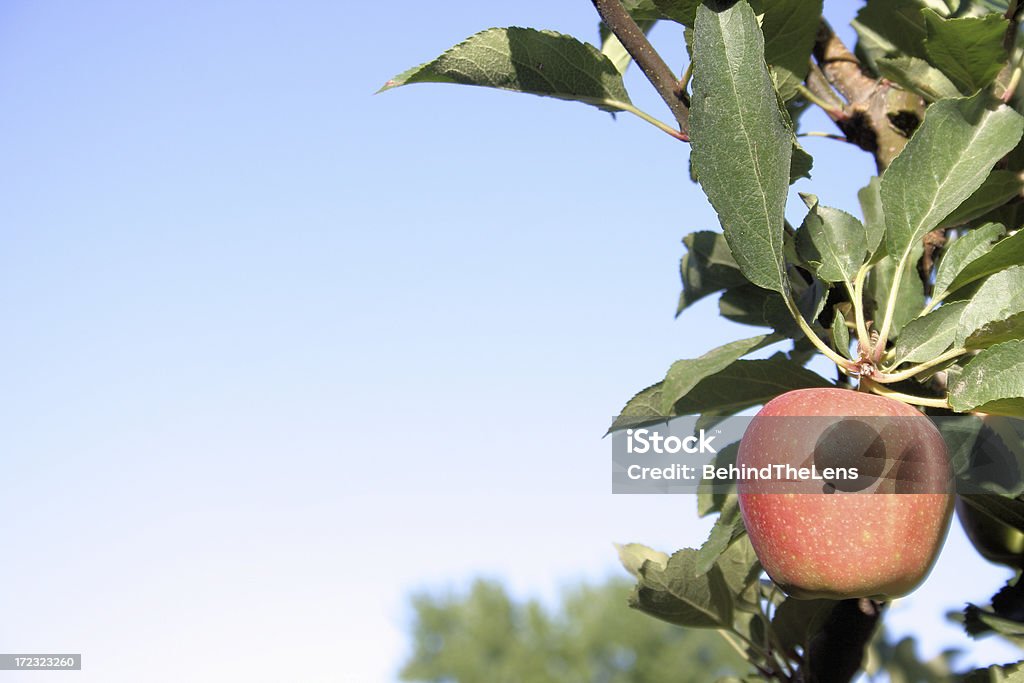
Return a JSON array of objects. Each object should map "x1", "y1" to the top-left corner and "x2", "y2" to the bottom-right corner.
[
  {"x1": 784, "y1": 292, "x2": 860, "y2": 373},
  {"x1": 876, "y1": 347, "x2": 967, "y2": 383},
  {"x1": 717, "y1": 629, "x2": 751, "y2": 661},
  {"x1": 679, "y1": 61, "x2": 693, "y2": 94},
  {"x1": 795, "y1": 83, "x2": 845, "y2": 119},
  {"x1": 619, "y1": 103, "x2": 689, "y2": 141},
  {"x1": 592, "y1": 0, "x2": 689, "y2": 134},
  {"x1": 871, "y1": 253, "x2": 907, "y2": 363},
  {"x1": 753, "y1": 585, "x2": 795, "y2": 678},
  {"x1": 849, "y1": 266, "x2": 871, "y2": 351},
  {"x1": 720, "y1": 630, "x2": 790, "y2": 682},
  {"x1": 797, "y1": 131, "x2": 848, "y2": 142},
  {"x1": 860, "y1": 377, "x2": 951, "y2": 409},
  {"x1": 1003, "y1": 57, "x2": 1024, "y2": 103}
]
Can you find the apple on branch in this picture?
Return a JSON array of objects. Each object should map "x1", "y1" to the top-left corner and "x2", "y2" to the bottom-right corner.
[{"x1": 737, "y1": 388, "x2": 954, "y2": 600}]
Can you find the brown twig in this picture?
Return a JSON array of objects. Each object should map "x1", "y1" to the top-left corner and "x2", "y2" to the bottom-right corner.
[
  {"x1": 591, "y1": 0, "x2": 690, "y2": 137},
  {"x1": 1005, "y1": 0, "x2": 1021, "y2": 52}
]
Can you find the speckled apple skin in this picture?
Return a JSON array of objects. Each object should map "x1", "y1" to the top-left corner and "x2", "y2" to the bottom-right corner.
[{"x1": 737, "y1": 388, "x2": 953, "y2": 600}]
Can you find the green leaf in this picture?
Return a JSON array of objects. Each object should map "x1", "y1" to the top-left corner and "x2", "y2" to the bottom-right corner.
[
  {"x1": 715, "y1": 535, "x2": 762, "y2": 599},
  {"x1": 853, "y1": 0, "x2": 949, "y2": 67},
  {"x1": 831, "y1": 307, "x2": 852, "y2": 358},
  {"x1": 695, "y1": 495, "x2": 746, "y2": 575},
  {"x1": 958, "y1": 1, "x2": 1013, "y2": 19},
  {"x1": 629, "y1": 548, "x2": 735, "y2": 629},
  {"x1": 691, "y1": 1, "x2": 792, "y2": 295},
  {"x1": 940, "y1": 172, "x2": 1024, "y2": 229},
  {"x1": 609, "y1": 381, "x2": 666, "y2": 432},
  {"x1": 876, "y1": 55, "x2": 962, "y2": 101},
  {"x1": 890, "y1": 301, "x2": 967, "y2": 366},
  {"x1": 984, "y1": 203, "x2": 1024, "y2": 234},
  {"x1": 698, "y1": 442, "x2": 739, "y2": 517},
  {"x1": 678, "y1": 231, "x2": 749, "y2": 314},
  {"x1": 660, "y1": 334, "x2": 777, "y2": 414},
  {"x1": 616, "y1": 542, "x2": 669, "y2": 578},
  {"x1": 952, "y1": 417, "x2": 1024, "y2": 496},
  {"x1": 789, "y1": 142, "x2": 813, "y2": 184},
  {"x1": 933, "y1": 223, "x2": 1005, "y2": 300},
  {"x1": 868, "y1": 635, "x2": 955, "y2": 682},
  {"x1": 380, "y1": 28, "x2": 632, "y2": 113},
  {"x1": 654, "y1": 0, "x2": 770, "y2": 27},
  {"x1": 795, "y1": 194, "x2": 869, "y2": 285},
  {"x1": 615, "y1": 353, "x2": 829, "y2": 429},
  {"x1": 961, "y1": 494, "x2": 1024, "y2": 533},
  {"x1": 866, "y1": 246, "x2": 925, "y2": 340},
  {"x1": 923, "y1": 9, "x2": 1009, "y2": 94},
  {"x1": 949, "y1": 340, "x2": 1024, "y2": 416},
  {"x1": 771, "y1": 598, "x2": 837, "y2": 656},
  {"x1": 881, "y1": 94, "x2": 1024, "y2": 278},
  {"x1": 947, "y1": 229, "x2": 1024, "y2": 297},
  {"x1": 969, "y1": 608, "x2": 1024, "y2": 637},
  {"x1": 942, "y1": 417, "x2": 989, "y2": 491},
  {"x1": 719, "y1": 277, "x2": 826, "y2": 338},
  {"x1": 670, "y1": 356, "x2": 832, "y2": 416},
  {"x1": 615, "y1": 0, "x2": 665, "y2": 22},
  {"x1": 858, "y1": 176, "x2": 887, "y2": 260},
  {"x1": 761, "y1": 0, "x2": 823, "y2": 101},
  {"x1": 965, "y1": 577, "x2": 1024, "y2": 640},
  {"x1": 956, "y1": 266, "x2": 1024, "y2": 348},
  {"x1": 960, "y1": 661, "x2": 1024, "y2": 683},
  {"x1": 651, "y1": 0, "x2": 702, "y2": 26}
]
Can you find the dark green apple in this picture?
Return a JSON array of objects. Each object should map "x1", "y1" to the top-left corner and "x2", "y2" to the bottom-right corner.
[{"x1": 957, "y1": 497, "x2": 1024, "y2": 567}]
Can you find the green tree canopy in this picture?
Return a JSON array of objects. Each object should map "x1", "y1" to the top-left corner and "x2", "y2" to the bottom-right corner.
[{"x1": 401, "y1": 578, "x2": 743, "y2": 683}]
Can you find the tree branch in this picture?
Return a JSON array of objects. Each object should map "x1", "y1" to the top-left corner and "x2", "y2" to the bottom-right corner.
[
  {"x1": 796, "y1": 599, "x2": 885, "y2": 683},
  {"x1": 804, "y1": 63, "x2": 847, "y2": 121},
  {"x1": 811, "y1": 20, "x2": 923, "y2": 171},
  {"x1": 1005, "y1": 0, "x2": 1022, "y2": 52},
  {"x1": 591, "y1": 0, "x2": 690, "y2": 138}
]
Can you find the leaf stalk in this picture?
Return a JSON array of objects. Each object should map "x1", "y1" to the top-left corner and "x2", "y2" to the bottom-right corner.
[
  {"x1": 870, "y1": 253, "x2": 907, "y2": 363},
  {"x1": 875, "y1": 347, "x2": 967, "y2": 383},
  {"x1": 860, "y1": 377, "x2": 951, "y2": 408},
  {"x1": 783, "y1": 292, "x2": 859, "y2": 374},
  {"x1": 619, "y1": 103, "x2": 690, "y2": 141}
]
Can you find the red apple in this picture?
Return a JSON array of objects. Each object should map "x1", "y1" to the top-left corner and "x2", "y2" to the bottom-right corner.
[{"x1": 737, "y1": 388, "x2": 953, "y2": 600}]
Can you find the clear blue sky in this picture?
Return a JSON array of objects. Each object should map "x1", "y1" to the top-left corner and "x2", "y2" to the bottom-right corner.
[{"x1": 0, "y1": 1, "x2": 1018, "y2": 681}]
